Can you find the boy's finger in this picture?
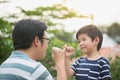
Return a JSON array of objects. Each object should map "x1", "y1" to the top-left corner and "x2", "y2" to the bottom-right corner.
[{"x1": 63, "y1": 44, "x2": 67, "y2": 48}]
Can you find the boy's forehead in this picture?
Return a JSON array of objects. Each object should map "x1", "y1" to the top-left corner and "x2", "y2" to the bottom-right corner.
[
  {"x1": 78, "y1": 33, "x2": 88, "y2": 37},
  {"x1": 77, "y1": 33, "x2": 89, "y2": 39}
]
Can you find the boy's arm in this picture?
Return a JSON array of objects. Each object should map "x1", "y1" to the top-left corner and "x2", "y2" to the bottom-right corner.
[
  {"x1": 65, "y1": 56, "x2": 75, "y2": 77},
  {"x1": 101, "y1": 59, "x2": 111, "y2": 80},
  {"x1": 64, "y1": 45, "x2": 75, "y2": 77}
]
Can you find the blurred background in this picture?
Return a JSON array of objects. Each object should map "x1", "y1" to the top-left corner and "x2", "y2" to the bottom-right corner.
[{"x1": 0, "y1": 0, "x2": 120, "y2": 80}]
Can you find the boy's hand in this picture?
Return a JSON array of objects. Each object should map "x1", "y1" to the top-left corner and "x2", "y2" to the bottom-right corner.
[{"x1": 64, "y1": 44, "x2": 75, "y2": 57}]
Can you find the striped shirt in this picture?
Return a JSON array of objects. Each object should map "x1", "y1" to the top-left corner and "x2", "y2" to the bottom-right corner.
[
  {"x1": 71, "y1": 57, "x2": 111, "y2": 80},
  {"x1": 0, "y1": 51, "x2": 53, "y2": 80}
]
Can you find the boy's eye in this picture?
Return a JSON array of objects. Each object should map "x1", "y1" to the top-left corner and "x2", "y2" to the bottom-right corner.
[
  {"x1": 77, "y1": 40, "x2": 81, "y2": 43},
  {"x1": 83, "y1": 39, "x2": 86, "y2": 41}
]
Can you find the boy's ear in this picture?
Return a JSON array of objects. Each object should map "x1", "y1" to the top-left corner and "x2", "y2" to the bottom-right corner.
[{"x1": 94, "y1": 36, "x2": 100, "y2": 45}]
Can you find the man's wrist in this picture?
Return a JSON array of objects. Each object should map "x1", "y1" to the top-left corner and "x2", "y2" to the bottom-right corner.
[{"x1": 56, "y1": 61, "x2": 65, "y2": 67}]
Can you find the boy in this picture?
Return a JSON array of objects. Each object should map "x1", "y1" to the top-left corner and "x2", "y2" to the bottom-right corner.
[
  {"x1": 64, "y1": 24, "x2": 111, "y2": 80},
  {"x1": 0, "y1": 19, "x2": 67, "y2": 80}
]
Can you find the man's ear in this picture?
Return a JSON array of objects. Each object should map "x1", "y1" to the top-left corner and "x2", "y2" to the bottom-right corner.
[{"x1": 33, "y1": 36, "x2": 41, "y2": 47}]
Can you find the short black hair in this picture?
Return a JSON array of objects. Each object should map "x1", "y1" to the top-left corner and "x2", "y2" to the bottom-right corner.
[
  {"x1": 76, "y1": 24, "x2": 103, "y2": 51},
  {"x1": 12, "y1": 19, "x2": 47, "y2": 50}
]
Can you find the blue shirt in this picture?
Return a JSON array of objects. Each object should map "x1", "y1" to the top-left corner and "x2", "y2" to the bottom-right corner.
[
  {"x1": 0, "y1": 51, "x2": 53, "y2": 80},
  {"x1": 71, "y1": 57, "x2": 111, "y2": 80}
]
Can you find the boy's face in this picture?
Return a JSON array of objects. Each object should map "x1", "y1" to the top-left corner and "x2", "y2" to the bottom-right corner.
[{"x1": 77, "y1": 33, "x2": 97, "y2": 54}]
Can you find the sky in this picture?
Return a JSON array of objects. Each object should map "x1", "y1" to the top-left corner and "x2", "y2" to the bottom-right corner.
[{"x1": 0, "y1": 0, "x2": 120, "y2": 31}]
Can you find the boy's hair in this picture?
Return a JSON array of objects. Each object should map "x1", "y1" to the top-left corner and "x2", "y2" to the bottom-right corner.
[
  {"x1": 12, "y1": 19, "x2": 47, "y2": 50},
  {"x1": 76, "y1": 24, "x2": 103, "y2": 51}
]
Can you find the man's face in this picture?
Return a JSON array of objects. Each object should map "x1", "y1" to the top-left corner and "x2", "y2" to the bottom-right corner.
[{"x1": 38, "y1": 33, "x2": 49, "y2": 59}]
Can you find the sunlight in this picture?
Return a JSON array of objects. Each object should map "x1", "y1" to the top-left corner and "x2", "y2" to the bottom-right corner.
[{"x1": 64, "y1": 0, "x2": 120, "y2": 25}]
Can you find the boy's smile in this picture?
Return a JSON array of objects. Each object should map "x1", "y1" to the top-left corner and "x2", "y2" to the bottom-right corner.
[{"x1": 77, "y1": 33, "x2": 95, "y2": 54}]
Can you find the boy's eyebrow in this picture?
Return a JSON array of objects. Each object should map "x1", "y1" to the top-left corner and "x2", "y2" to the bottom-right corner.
[{"x1": 78, "y1": 36, "x2": 86, "y2": 39}]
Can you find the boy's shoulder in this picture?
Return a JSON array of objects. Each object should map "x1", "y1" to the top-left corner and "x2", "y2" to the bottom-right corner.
[
  {"x1": 76, "y1": 57, "x2": 88, "y2": 63},
  {"x1": 79, "y1": 57, "x2": 86, "y2": 60},
  {"x1": 97, "y1": 57, "x2": 110, "y2": 66},
  {"x1": 76, "y1": 56, "x2": 110, "y2": 64},
  {"x1": 98, "y1": 57, "x2": 109, "y2": 63}
]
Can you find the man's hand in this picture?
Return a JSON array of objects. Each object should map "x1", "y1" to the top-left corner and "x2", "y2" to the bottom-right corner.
[
  {"x1": 52, "y1": 47, "x2": 65, "y2": 64},
  {"x1": 52, "y1": 47, "x2": 68, "y2": 80}
]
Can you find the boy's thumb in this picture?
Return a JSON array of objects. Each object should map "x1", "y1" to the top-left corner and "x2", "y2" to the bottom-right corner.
[
  {"x1": 63, "y1": 44, "x2": 67, "y2": 53},
  {"x1": 63, "y1": 44, "x2": 67, "y2": 48}
]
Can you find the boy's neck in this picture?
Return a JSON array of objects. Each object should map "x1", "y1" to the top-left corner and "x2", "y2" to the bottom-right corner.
[{"x1": 86, "y1": 50, "x2": 101, "y2": 60}]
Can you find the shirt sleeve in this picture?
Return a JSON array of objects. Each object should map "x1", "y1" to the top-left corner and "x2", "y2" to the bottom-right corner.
[
  {"x1": 71, "y1": 58, "x2": 82, "y2": 73},
  {"x1": 31, "y1": 64, "x2": 54, "y2": 80},
  {"x1": 71, "y1": 61, "x2": 77, "y2": 72},
  {"x1": 101, "y1": 60, "x2": 111, "y2": 80}
]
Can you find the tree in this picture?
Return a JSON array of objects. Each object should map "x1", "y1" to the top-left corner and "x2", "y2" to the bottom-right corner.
[
  {"x1": 0, "y1": 18, "x2": 13, "y2": 64},
  {"x1": 110, "y1": 56, "x2": 120, "y2": 80},
  {"x1": 16, "y1": 4, "x2": 91, "y2": 26},
  {"x1": 0, "y1": 0, "x2": 9, "y2": 3},
  {"x1": 107, "y1": 23, "x2": 120, "y2": 44},
  {"x1": 49, "y1": 29, "x2": 75, "y2": 42}
]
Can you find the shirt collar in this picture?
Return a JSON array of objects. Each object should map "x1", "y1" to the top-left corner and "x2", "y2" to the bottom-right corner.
[{"x1": 10, "y1": 51, "x2": 31, "y2": 60}]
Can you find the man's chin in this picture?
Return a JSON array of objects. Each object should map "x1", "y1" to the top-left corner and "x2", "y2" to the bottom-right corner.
[
  {"x1": 42, "y1": 54, "x2": 46, "y2": 59},
  {"x1": 39, "y1": 56, "x2": 45, "y2": 60}
]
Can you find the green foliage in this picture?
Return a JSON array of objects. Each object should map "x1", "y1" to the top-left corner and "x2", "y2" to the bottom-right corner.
[
  {"x1": 0, "y1": 3, "x2": 84, "y2": 79},
  {"x1": 107, "y1": 23, "x2": 120, "y2": 44},
  {"x1": 48, "y1": 29, "x2": 75, "y2": 42},
  {"x1": 40, "y1": 37, "x2": 82, "y2": 78},
  {"x1": 110, "y1": 56, "x2": 120, "y2": 80},
  {"x1": 17, "y1": 4, "x2": 87, "y2": 28},
  {"x1": 40, "y1": 38, "x2": 65, "y2": 77},
  {"x1": 2, "y1": 2, "x2": 120, "y2": 80},
  {"x1": 0, "y1": 18, "x2": 13, "y2": 64},
  {"x1": 0, "y1": 0, "x2": 9, "y2": 3},
  {"x1": 19, "y1": 4, "x2": 81, "y2": 19}
]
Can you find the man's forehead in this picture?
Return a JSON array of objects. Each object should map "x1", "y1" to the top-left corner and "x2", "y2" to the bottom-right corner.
[
  {"x1": 44, "y1": 32, "x2": 48, "y2": 36},
  {"x1": 44, "y1": 31, "x2": 47, "y2": 34}
]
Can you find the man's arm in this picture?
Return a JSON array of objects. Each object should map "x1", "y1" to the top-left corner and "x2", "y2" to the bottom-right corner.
[
  {"x1": 56, "y1": 60, "x2": 67, "y2": 80},
  {"x1": 52, "y1": 47, "x2": 67, "y2": 80}
]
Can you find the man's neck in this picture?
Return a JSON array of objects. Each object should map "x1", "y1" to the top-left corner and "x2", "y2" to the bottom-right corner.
[{"x1": 17, "y1": 49, "x2": 37, "y2": 60}]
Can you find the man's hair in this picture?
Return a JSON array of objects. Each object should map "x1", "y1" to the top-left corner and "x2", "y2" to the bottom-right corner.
[
  {"x1": 76, "y1": 24, "x2": 103, "y2": 51},
  {"x1": 12, "y1": 19, "x2": 47, "y2": 50}
]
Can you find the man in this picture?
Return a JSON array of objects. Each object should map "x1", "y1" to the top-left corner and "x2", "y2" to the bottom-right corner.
[{"x1": 0, "y1": 19, "x2": 67, "y2": 80}]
